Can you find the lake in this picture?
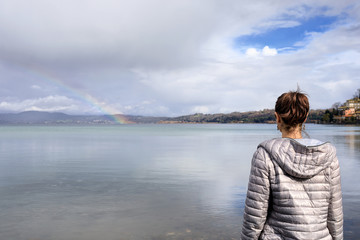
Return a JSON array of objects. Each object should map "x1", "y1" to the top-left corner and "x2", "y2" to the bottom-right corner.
[{"x1": 0, "y1": 124, "x2": 359, "y2": 239}]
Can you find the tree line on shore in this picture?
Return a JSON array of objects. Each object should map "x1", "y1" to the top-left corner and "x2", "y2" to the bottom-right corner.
[{"x1": 160, "y1": 109, "x2": 327, "y2": 124}]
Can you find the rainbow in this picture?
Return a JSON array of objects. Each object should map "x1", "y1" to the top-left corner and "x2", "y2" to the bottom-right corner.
[{"x1": 18, "y1": 64, "x2": 133, "y2": 124}]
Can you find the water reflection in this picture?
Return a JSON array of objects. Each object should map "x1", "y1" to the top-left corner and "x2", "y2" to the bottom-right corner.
[{"x1": 345, "y1": 133, "x2": 360, "y2": 152}]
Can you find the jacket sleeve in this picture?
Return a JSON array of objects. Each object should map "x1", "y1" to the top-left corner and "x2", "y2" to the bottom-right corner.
[
  {"x1": 327, "y1": 156, "x2": 343, "y2": 240},
  {"x1": 241, "y1": 147, "x2": 270, "y2": 239}
]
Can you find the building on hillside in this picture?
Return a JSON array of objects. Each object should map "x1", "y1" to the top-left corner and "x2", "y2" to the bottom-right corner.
[
  {"x1": 336, "y1": 97, "x2": 360, "y2": 121},
  {"x1": 346, "y1": 98, "x2": 360, "y2": 109},
  {"x1": 344, "y1": 108, "x2": 355, "y2": 117}
]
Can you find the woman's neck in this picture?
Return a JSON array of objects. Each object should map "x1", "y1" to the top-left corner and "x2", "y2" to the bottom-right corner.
[{"x1": 282, "y1": 130, "x2": 302, "y2": 139}]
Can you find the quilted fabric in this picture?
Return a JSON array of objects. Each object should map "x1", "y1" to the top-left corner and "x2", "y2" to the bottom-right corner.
[{"x1": 241, "y1": 138, "x2": 343, "y2": 240}]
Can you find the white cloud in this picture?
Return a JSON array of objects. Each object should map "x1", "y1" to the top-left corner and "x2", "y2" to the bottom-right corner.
[
  {"x1": 245, "y1": 46, "x2": 278, "y2": 57},
  {"x1": 245, "y1": 48, "x2": 261, "y2": 57},
  {"x1": 262, "y1": 46, "x2": 278, "y2": 56},
  {"x1": 0, "y1": 95, "x2": 83, "y2": 113}
]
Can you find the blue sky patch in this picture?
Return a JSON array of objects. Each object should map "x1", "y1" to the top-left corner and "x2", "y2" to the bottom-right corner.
[{"x1": 236, "y1": 15, "x2": 339, "y2": 51}]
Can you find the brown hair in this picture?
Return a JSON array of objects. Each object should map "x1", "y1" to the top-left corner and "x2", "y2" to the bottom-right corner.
[{"x1": 275, "y1": 90, "x2": 309, "y2": 131}]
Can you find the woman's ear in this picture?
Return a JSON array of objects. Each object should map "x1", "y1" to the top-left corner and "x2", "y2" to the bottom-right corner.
[
  {"x1": 275, "y1": 112, "x2": 282, "y2": 132},
  {"x1": 275, "y1": 112, "x2": 281, "y2": 123}
]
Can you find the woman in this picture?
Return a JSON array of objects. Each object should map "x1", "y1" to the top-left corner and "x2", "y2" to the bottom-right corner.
[{"x1": 241, "y1": 90, "x2": 343, "y2": 240}]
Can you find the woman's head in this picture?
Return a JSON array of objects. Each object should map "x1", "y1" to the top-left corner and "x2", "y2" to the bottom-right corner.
[{"x1": 275, "y1": 90, "x2": 309, "y2": 132}]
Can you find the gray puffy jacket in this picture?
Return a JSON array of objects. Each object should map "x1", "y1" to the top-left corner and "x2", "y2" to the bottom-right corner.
[{"x1": 241, "y1": 138, "x2": 343, "y2": 240}]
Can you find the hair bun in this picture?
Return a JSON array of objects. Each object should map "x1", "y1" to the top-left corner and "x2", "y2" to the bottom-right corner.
[{"x1": 275, "y1": 90, "x2": 309, "y2": 130}]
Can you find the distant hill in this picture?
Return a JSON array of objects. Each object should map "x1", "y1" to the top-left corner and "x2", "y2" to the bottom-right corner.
[
  {"x1": 0, "y1": 111, "x2": 167, "y2": 124},
  {"x1": 0, "y1": 109, "x2": 326, "y2": 125}
]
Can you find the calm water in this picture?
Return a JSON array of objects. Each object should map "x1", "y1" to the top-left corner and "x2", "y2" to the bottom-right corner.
[{"x1": 0, "y1": 124, "x2": 359, "y2": 240}]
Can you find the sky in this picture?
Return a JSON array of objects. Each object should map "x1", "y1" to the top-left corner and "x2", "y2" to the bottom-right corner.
[{"x1": 0, "y1": 0, "x2": 359, "y2": 116}]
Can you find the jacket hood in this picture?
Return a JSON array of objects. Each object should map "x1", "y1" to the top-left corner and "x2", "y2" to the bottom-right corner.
[{"x1": 259, "y1": 138, "x2": 336, "y2": 179}]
